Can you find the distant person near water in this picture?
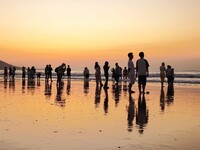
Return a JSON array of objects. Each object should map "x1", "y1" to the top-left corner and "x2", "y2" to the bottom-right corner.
[
  {"x1": 55, "y1": 63, "x2": 66, "y2": 86},
  {"x1": 22, "y1": 66, "x2": 26, "y2": 80},
  {"x1": 114, "y1": 63, "x2": 121, "y2": 85},
  {"x1": 83, "y1": 67, "x2": 90, "y2": 79},
  {"x1": 4, "y1": 67, "x2": 8, "y2": 81},
  {"x1": 103, "y1": 61, "x2": 110, "y2": 89},
  {"x1": 166, "y1": 65, "x2": 174, "y2": 85},
  {"x1": 136, "y1": 52, "x2": 149, "y2": 94},
  {"x1": 94, "y1": 62, "x2": 103, "y2": 87},
  {"x1": 160, "y1": 62, "x2": 166, "y2": 87},
  {"x1": 128, "y1": 52, "x2": 136, "y2": 93},
  {"x1": 67, "y1": 65, "x2": 71, "y2": 79},
  {"x1": 123, "y1": 67, "x2": 128, "y2": 79}
]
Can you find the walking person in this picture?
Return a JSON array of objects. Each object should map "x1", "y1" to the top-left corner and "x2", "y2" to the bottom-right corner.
[
  {"x1": 4, "y1": 67, "x2": 8, "y2": 81},
  {"x1": 128, "y1": 52, "x2": 136, "y2": 93},
  {"x1": 136, "y1": 52, "x2": 149, "y2": 94}
]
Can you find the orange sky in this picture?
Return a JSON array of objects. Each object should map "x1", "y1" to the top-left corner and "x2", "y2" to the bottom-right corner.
[{"x1": 0, "y1": 0, "x2": 200, "y2": 71}]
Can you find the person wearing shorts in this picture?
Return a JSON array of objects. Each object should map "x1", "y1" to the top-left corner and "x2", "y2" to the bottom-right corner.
[{"x1": 136, "y1": 52, "x2": 149, "y2": 94}]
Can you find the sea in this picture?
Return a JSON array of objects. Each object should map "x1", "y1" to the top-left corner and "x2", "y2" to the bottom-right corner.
[{"x1": 0, "y1": 69, "x2": 200, "y2": 84}]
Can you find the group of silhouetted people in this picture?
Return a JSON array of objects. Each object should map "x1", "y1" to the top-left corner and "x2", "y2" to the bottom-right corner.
[
  {"x1": 4, "y1": 66, "x2": 16, "y2": 81},
  {"x1": 160, "y1": 62, "x2": 175, "y2": 87}
]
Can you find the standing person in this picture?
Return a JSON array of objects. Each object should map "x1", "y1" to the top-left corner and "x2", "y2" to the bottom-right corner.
[
  {"x1": 114, "y1": 63, "x2": 121, "y2": 85},
  {"x1": 45, "y1": 65, "x2": 49, "y2": 81},
  {"x1": 66, "y1": 65, "x2": 71, "y2": 79},
  {"x1": 103, "y1": 61, "x2": 110, "y2": 89},
  {"x1": 123, "y1": 67, "x2": 128, "y2": 79},
  {"x1": 22, "y1": 66, "x2": 26, "y2": 80},
  {"x1": 55, "y1": 63, "x2": 66, "y2": 86},
  {"x1": 166, "y1": 65, "x2": 172, "y2": 85},
  {"x1": 9, "y1": 66, "x2": 12, "y2": 80},
  {"x1": 48, "y1": 64, "x2": 53, "y2": 82},
  {"x1": 4, "y1": 67, "x2": 8, "y2": 81},
  {"x1": 12, "y1": 67, "x2": 16, "y2": 80},
  {"x1": 160, "y1": 62, "x2": 166, "y2": 87},
  {"x1": 136, "y1": 52, "x2": 149, "y2": 94},
  {"x1": 128, "y1": 52, "x2": 136, "y2": 93},
  {"x1": 94, "y1": 62, "x2": 103, "y2": 87},
  {"x1": 83, "y1": 67, "x2": 90, "y2": 79}
]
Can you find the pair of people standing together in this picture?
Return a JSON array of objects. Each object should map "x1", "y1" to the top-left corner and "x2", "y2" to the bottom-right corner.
[{"x1": 128, "y1": 52, "x2": 149, "y2": 94}]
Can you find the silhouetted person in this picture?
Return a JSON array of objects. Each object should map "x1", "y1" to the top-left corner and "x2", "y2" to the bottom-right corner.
[
  {"x1": 36, "y1": 72, "x2": 41, "y2": 81},
  {"x1": 27, "y1": 67, "x2": 31, "y2": 80},
  {"x1": 66, "y1": 65, "x2": 71, "y2": 79},
  {"x1": 111, "y1": 68, "x2": 115, "y2": 80},
  {"x1": 166, "y1": 65, "x2": 173, "y2": 85},
  {"x1": 30, "y1": 66, "x2": 36, "y2": 79},
  {"x1": 94, "y1": 62, "x2": 103, "y2": 87},
  {"x1": 136, "y1": 94, "x2": 149, "y2": 134},
  {"x1": 136, "y1": 52, "x2": 149, "y2": 94},
  {"x1": 22, "y1": 66, "x2": 26, "y2": 80},
  {"x1": 48, "y1": 64, "x2": 53, "y2": 82},
  {"x1": 83, "y1": 67, "x2": 90, "y2": 79},
  {"x1": 12, "y1": 67, "x2": 16, "y2": 80},
  {"x1": 171, "y1": 68, "x2": 175, "y2": 84},
  {"x1": 55, "y1": 63, "x2": 66, "y2": 86},
  {"x1": 160, "y1": 62, "x2": 166, "y2": 87},
  {"x1": 103, "y1": 61, "x2": 110, "y2": 89},
  {"x1": 123, "y1": 67, "x2": 128, "y2": 79},
  {"x1": 9, "y1": 66, "x2": 12, "y2": 81},
  {"x1": 160, "y1": 86, "x2": 165, "y2": 112},
  {"x1": 127, "y1": 94, "x2": 135, "y2": 132},
  {"x1": 128, "y1": 52, "x2": 136, "y2": 94},
  {"x1": 114, "y1": 63, "x2": 120, "y2": 85},
  {"x1": 45, "y1": 65, "x2": 49, "y2": 81},
  {"x1": 4, "y1": 67, "x2": 8, "y2": 81}
]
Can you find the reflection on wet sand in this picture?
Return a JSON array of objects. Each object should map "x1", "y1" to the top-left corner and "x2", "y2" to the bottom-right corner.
[
  {"x1": 104, "y1": 88, "x2": 109, "y2": 114},
  {"x1": 55, "y1": 81, "x2": 66, "y2": 107},
  {"x1": 136, "y1": 94, "x2": 149, "y2": 134},
  {"x1": 127, "y1": 94, "x2": 135, "y2": 132},
  {"x1": 95, "y1": 85, "x2": 102, "y2": 108},
  {"x1": 27, "y1": 79, "x2": 35, "y2": 95},
  {"x1": 66, "y1": 79, "x2": 71, "y2": 95},
  {"x1": 44, "y1": 81, "x2": 52, "y2": 99},
  {"x1": 166, "y1": 84, "x2": 174, "y2": 105},
  {"x1": 160, "y1": 86, "x2": 165, "y2": 112},
  {"x1": 83, "y1": 79, "x2": 89, "y2": 95},
  {"x1": 112, "y1": 82, "x2": 122, "y2": 107}
]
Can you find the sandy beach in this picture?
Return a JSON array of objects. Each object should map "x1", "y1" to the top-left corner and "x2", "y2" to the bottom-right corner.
[{"x1": 0, "y1": 79, "x2": 200, "y2": 150}]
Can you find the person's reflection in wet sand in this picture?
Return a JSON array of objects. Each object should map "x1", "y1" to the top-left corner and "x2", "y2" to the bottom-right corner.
[
  {"x1": 104, "y1": 88, "x2": 109, "y2": 115},
  {"x1": 123, "y1": 80, "x2": 128, "y2": 97},
  {"x1": 55, "y1": 82, "x2": 66, "y2": 107},
  {"x1": 27, "y1": 78, "x2": 35, "y2": 95},
  {"x1": 22, "y1": 79, "x2": 26, "y2": 94},
  {"x1": 127, "y1": 93, "x2": 135, "y2": 132},
  {"x1": 95, "y1": 85, "x2": 102, "y2": 108},
  {"x1": 160, "y1": 86, "x2": 165, "y2": 112},
  {"x1": 44, "y1": 81, "x2": 52, "y2": 99},
  {"x1": 166, "y1": 84, "x2": 174, "y2": 105},
  {"x1": 66, "y1": 79, "x2": 71, "y2": 95},
  {"x1": 136, "y1": 93, "x2": 149, "y2": 134},
  {"x1": 37, "y1": 79, "x2": 41, "y2": 87},
  {"x1": 83, "y1": 79, "x2": 89, "y2": 95},
  {"x1": 9, "y1": 79, "x2": 15, "y2": 93}
]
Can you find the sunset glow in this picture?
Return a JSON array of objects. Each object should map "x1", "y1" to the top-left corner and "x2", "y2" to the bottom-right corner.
[{"x1": 1, "y1": 0, "x2": 200, "y2": 70}]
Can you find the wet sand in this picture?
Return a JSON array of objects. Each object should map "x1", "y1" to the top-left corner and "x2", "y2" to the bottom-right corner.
[{"x1": 0, "y1": 79, "x2": 200, "y2": 150}]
